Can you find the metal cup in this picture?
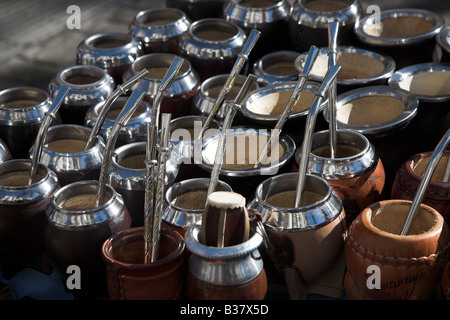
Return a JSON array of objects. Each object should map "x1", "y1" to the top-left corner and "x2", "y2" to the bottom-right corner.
[
  {"x1": 169, "y1": 115, "x2": 221, "y2": 162},
  {"x1": 322, "y1": 85, "x2": 419, "y2": 196},
  {"x1": 251, "y1": 50, "x2": 300, "y2": 84},
  {"x1": 294, "y1": 129, "x2": 385, "y2": 224},
  {"x1": 178, "y1": 18, "x2": 247, "y2": 81},
  {"x1": 85, "y1": 96, "x2": 151, "y2": 148},
  {"x1": 76, "y1": 32, "x2": 144, "y2": 85},
  {"x1": 166, "y1": 0, "x2": 226, "y2": 21},
  {"x1": 123, "y1": 53, "x2": 200, "y2": 118},
  {"x1": 48, "y1": 65, "x2": 115, "y2": 125},
  {"x1": 223, "y1": 0, "x2": 291, "y2": 63},
  {"x1": 0, "y1": 87, "x2": 54, "y2": 159},
  {"x1": 248, "y1": 172, "x2": 346, "y2": 297},
  {"x1": 388, "y1": 62, "x2": 450, "y2": 154},
  {"x1": 128, "y1": 7, "x2": 191, "y2": 54},
  {"x1": 192, "y1": 73, "x2": 259, "y2": 124},
  {"x1": 45, "y1": 180, "x2": 132, "y2": 299},
  {"x1": 162, "y1": 177, "x2": 232, "y2": 236},
  {"x1": 354, "y1": 8, "x2": 445, "y2": 69},
  {"x1": 391, "y1": 150, "x2": 450, "y2": 226},
  {"x1": 294, "y1": 46, "x2": 396, "y2": 94},
  {"x1": 436, "y1": 26, "x2": 450, "y2": 63},
  {"x1": 184, "y1": 222, "x2": 267, "y2": 300},
  {"x1": 0, "y1": 160, "x2": 58, "y2": 278},
  {"x1": 31, "y1": 124, "x2": 105, "y2": 187},
  {"x1": 109, "y1": 141, "x2": 180, "y2": 227},
  {"x1": 289, "y1": 0, "x2": 363, "y2": 53},
  {"x1": 195, "y1": 126, "x2": 296, "y2": 199},
  {"x1": 240, "y1": 80, "x2": 326, "y2": 146}
]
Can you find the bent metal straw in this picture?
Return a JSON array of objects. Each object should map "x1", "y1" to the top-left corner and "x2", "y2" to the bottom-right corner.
[
  {"x1": 84, "y1": 68, "x2": 149, "y2": 150},
  {"x1": 295, "y1": 65, "x2": 341, "y2": 207},
  {"x1": 206, "y1": 73, "x2": 257, "y2": 201},
  {"x1": 144, "y1": 114, "x2": 172, "y2": 263},
  {"x1": 198, "y1": 29, "x2": 261, "y2": 139},
  {"x1": 148, "y1": 57, "x2": 184, "y2": 158},
  {"x1": 401, "y1": 128, "x2": 450, "y2": 235},
  {"x1": 96, "y1": 89, "x2": 146, "y2": 206},
  {"x1": 253, "y1": 45, "x2": 319, "y2": 168},
  {"x1": 327, "y1": 21, "x2": 339, "y2": 159},
  {"x1": 28, "y1": 86, "x2": 70, "y2": 185}
]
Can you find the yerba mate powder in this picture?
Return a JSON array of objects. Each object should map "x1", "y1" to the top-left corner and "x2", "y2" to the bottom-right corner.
[
  {"x1": 60, "y1": 194, "x2": 98, "y2": 211},
  {"x1": 337, "y1": 95, "x2": 405, "y2": 125},
  {"x1": 0, "y1": 171, "x2": 42, "y2": 187},
  {"x1": 412, "y1": 154, "x2": 450, "y2": 182},
  {"x1": 118, "y1": 154, "x2": 146, "y2": 169},
  {"x1": 363, "y1": 16, "x2": 433, "y2": 38},
  {"x1": 221, "y1": 133, "x2": 285, "y2": 169},
  {"x1": 370, "y1": 203, "x2": 435, "y2": 235},
  {"x1": 171, "y1": 189, "x2": 208, "y2": 210},
  {"x1": 310, "y1": 52, "x2": 385, "y2": 80},
  {"x1": 399, "y1": 71, "x2": 450, "y2": 96},
  {"x1": 45, "y1": 139, "x2": 87, "y2": 153},
  {"x1": 247, "y1": 89, "x2": 315, "y2": 115},
  {"x1": 1, "y1": 99, "x2": 42, "y2": 108},
  {"x1": 266, "y1": 189, "x2": 324, "y2": 208}
]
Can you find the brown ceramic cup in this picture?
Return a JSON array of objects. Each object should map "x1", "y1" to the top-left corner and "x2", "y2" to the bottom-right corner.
[
  {"x1": 102, "y1": 226, "x2": 186, "y2": 300},
  {"x1": 391, "y1": 150, "x2": 450, "y2": 225},
  {"x1": 345, "y1": 200, "x2": 450, "y2": 300}
]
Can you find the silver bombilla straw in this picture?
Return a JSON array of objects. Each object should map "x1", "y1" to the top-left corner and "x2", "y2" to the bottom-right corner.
[
  {"x1": 327, "y1": 21, "x2": 339, "y2": 159},
  {"x1": 96, "y1": 88, "x2": 146, "y2": 206},
  {"x1": 28, "y1": 86, "x2": 70, "y2": 185},
  {"x1": 198, "y1": 29, "x2": 261, "y2": 139},
  {"x1": 147, "y1": 113, "x2": 172, "y2": 263},
  {"x1": 401, "y1": 129, "x2": 450, "y2": 235},
  {"x1": 146, "y1": 57, "x2": 184, "y2": 169},
  {"x1": 144, "y1": 122, "x2": 157, "y2": 264},
  {"x1": 295, "y1": 65, "x2": 341, "y2": 208},
  {"x1": 254, "y1": 45, "x2": 319, "y2": 168},
  {"x1": 150, "y1": 57, "x2": 184, "y2": 131},
  {"x1": 84, "y1": 68, "x2": 149, "y2": 151},
  {"x1": 206, "y1": 74, "x2": 257, "y2": 202}
]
